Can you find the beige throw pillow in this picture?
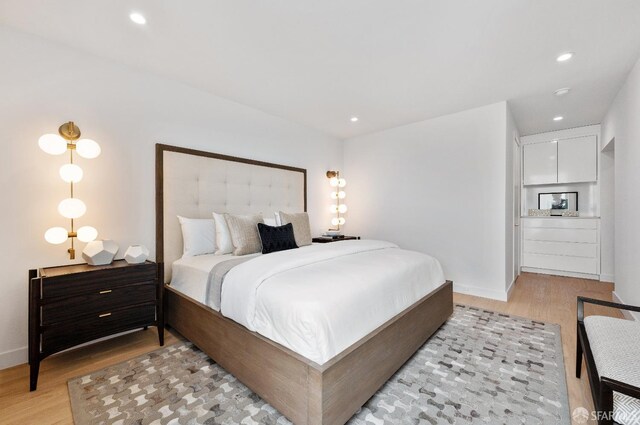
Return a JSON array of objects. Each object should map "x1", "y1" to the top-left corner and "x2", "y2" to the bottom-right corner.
[
  {"x1": 279, "y1": 211, "x2": 312, "y2": 247},
  {"x1": 225, "y1": 214, "x2": 264, "y2": 255}
]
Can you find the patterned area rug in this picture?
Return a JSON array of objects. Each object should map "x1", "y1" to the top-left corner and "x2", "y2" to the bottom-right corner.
[{"x1": 68, "y1": 305, "x2": 570, "y2": 424}]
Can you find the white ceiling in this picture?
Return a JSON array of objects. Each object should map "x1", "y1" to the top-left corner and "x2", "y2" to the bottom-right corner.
[{"x1": 2, "y1": 0, "x2": 640, "y2": 138}]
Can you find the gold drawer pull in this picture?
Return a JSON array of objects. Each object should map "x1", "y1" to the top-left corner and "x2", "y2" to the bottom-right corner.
[
  {"x1": 99, "y1": 290, "x2": 112, "y2": 294},
  {"x1": 99, "y1": 313, "x2": 112, "y2": 318}
]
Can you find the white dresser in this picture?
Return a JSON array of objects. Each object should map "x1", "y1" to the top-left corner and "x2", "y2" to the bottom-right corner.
[{"x1": 521, "y1": 217, "x2": 600, "y2": 279}]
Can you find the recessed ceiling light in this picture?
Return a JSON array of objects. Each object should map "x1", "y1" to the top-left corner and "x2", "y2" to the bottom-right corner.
[
  {"x1": 556, "y1": 52, "x2": 573, "y2": 62},
  {"x1": 350, "y1": 117, "x2": 359, "y2": 122},
  {"x1": 129, "y1": 12, "x2": 146, "y2": 25},
  {"x1": 554, "y1": 87, "x2": 571, "y2": 96},
  {"x1": 553, "y1": 116, "x2": 564, "y2": 121}
]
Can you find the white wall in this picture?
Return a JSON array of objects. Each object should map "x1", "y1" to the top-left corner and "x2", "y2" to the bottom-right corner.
[
  {"x1": 343, "y1": 102, "x2": 512, "y2": 301},
  {"x1": 0, "y1": 26, "x2": 343, "y2": 369},
  {"x1": 601, "y1": 55, "x2": 640, "y2": 316}
]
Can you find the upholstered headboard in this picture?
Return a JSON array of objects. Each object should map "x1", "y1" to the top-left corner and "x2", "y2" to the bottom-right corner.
[{"x1": 156, "y1": 144, "x2": 306, "y2": 282}]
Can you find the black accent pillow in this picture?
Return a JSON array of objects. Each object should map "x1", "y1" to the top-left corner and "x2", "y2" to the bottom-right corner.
[{"x1": 257, "y1": 223, "x2": 299, "y2": 254}]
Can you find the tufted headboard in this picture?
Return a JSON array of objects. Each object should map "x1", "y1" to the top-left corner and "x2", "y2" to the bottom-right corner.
[{"x1": 156, "y1": 144, "x2": 306, "y2": 282}]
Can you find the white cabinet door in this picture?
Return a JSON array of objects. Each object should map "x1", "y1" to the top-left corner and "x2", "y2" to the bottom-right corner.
[
  {"x1": 557, "y1": 136, "x2": 597, "y2": 183},
  {"x1": 523, "y1": 141, "x2": 557, "y2": 185}
]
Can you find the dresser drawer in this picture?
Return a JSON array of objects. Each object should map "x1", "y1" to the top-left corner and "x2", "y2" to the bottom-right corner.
[
  {"x1": 522, "y1": 218, "x2": 599, "y2": 229},
  {"x1": 523, "y1": 228, "x2": 598, "y2": 243},
  {"x1": 41, "y1": 282, "x2": 157, "y2": 325},
  {"x1": 42, "y1": 263, "x2": 157, "y2": 299},
  {"x1": 522, "y1": 253, "x2": 598, "y2": 274},
  {"x1": 523, "y1": 240, "x2": 598, "y2": 258},
  {"x1": 42, "y1": 304, "x2": 156, "y2": 355}
]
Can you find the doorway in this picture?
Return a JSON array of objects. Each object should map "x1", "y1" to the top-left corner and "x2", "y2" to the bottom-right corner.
[
  {"x1": 600, "y1": 138, "x2": 615, "y2": 282},
  {"x1": 512, "y1": 136, "x2": 521, "y2": 285}
]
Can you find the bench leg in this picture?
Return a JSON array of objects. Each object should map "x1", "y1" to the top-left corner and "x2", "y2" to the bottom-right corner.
[
  {"x1": 599, "y1": 384, "x2": 614, "y2": 425},
  {"x1": 576, "y1": 324, "x2": 583, "y2": 379}
]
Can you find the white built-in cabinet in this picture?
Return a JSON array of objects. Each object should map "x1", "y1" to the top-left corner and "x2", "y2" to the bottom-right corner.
[
  {"x1": 557, "y1": 136, "x2": 598, "y2": 183},
  {"x1": 523, "y1": 135, "x2": 597, "y2": 185},
  {"x1": 521, "y1": 217, "x2": 600, "y2": 277},
  {"x1": 523, "y1": 141, "x2": 558, "y2": 185}
]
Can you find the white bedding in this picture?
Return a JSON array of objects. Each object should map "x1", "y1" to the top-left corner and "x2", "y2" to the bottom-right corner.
[{"x1": 221, "y1": 240, "x2": 445, "y2": 364}]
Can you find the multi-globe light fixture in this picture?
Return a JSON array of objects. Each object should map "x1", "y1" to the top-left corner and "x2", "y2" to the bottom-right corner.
[
  {"x1": 326, "y1": 170, "x2": 347, "y2": 230},
  {"x1": 39, "y1": 121, "x2": 101, "y2": 259}
]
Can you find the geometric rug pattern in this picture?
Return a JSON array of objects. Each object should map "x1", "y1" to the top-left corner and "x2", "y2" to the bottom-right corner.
[{"x1": 68, "y1": 305, "x2": 570, "y2": 424}]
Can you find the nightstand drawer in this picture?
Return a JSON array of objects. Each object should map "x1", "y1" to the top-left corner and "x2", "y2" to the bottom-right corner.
[
  {"x1": 42, "y1": 304, "x2": 156, "y2": 355},
  {"x1": 41, "y1": 282, "x2": 157, "y2": 325},
  {"x1": 42, "y1": 263, "x2": 157, "y2": 299}
]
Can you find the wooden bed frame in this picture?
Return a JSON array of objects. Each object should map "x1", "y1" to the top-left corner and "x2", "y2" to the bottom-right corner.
[{"x1": 156, "y1": 144, "x2": 453, "y2": 425}]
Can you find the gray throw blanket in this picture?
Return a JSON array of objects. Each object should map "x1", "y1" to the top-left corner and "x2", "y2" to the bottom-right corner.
[{"x1": 205, "y1": 256, "x2": 256, "y2": 310}]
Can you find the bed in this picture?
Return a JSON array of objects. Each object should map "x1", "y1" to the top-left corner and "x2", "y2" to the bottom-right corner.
[{"x1": 156, "y1": 144, "x2": 453, "y2": 425}]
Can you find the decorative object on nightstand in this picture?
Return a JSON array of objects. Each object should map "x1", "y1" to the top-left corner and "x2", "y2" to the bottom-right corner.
[
  {"x1": 28, "y1": 260, "x2": 163, "y2": 391},
  {"x1": 528, "y1": 208, "x2": 551, "y2": 217},
  {"x1": 82, "y1": 239, "x2": 119, "y2": 266},
  {"x1": 562, "y1": 210, "x2": 579, "y2": 217},
  {"x1": 312, "y1": 235, "x2": 360, "y2": 243},
  {"x1": 124, "y1": 245, "x2": 150, "y2": 264},
  {"x1": 326, "y1": 170, "x2": 347, "y2": 233},
  {"x1": 39, "y1": 121, "x2": 101, "y2": 259},
  {"x1": 324, "y1": 230, "x2": 341, "y2": 237}
]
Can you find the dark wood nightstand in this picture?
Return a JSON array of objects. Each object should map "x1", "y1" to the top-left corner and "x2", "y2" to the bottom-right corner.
[
  {"x1": 28, "y1": 260, "x2": 163, "y2": 391},
  {"x1": 312, "y1": 236, "x2": 361, "y2": 243}
]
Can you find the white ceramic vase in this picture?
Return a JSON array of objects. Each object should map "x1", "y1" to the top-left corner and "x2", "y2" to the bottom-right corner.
[
  {"x1": 82, "y1": 240, "x2": 119, "y2": 266},
  {"x1": 124, "y1": 245, "x2": 150, "y2": 264}
]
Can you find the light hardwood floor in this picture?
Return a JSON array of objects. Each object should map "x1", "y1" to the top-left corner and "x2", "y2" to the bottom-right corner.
[
  {"x1": 0, "y1": 272, "x2": 622, "y2": 424},
  {"x1": 455, "y1": 273, "x2": 621, "y2": 425}
]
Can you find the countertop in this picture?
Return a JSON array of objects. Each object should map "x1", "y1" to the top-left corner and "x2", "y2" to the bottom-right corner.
[{"x1": 521, "y1": 216, "x2": 600, "y2": 219}]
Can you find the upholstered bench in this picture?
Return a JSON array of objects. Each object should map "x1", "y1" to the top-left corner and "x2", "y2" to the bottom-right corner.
[{"x1": 577, "y1": 297, "x2": 640, "y2": 425}]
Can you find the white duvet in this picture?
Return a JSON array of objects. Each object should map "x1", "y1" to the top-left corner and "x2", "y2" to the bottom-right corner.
[{"x1": 221, "y1": 239, "x2": 445, "y2": 365}]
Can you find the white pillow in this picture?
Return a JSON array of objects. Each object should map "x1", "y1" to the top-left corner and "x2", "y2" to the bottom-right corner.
[
  {"x1": 274, "y1": 212, "x2": 282, "y2": 226},
  {"x1": 264, "y1": 217, "x2": 277, "y2": 226},
  {"x1": 177, "y1": 216, "x2": 216, "y2": 257},
  {"x1": 213, "y1": 212, "x2": 234, "y2": 255}
]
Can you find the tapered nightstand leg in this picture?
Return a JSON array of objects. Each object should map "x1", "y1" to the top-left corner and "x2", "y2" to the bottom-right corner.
[
  {"x1": 28, "y1": 270, "x2": 40, "y2": 391},
  {"x1": 30, "y1": 361, "x2": 39, "y2": 391},
  {"x1": 143, "y1": 326, "x2": 148, "y2": 330},
  {"x1": 158, "y1": 265, "x2": 164, "y2": 346}
]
